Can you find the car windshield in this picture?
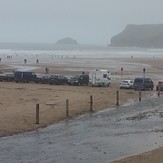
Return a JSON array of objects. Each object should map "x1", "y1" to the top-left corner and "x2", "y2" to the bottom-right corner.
[
  {"x1": 38, "y1": 74, "x2": 49, "y2": 77},
  {"x1": 103, "y1": 74, "x2": 107, "y2": 78},
  {"x1": 144, "y1": 78, "x2": 153, "y2": 83},
  {"x1": 37, "y1": 74, "x2": 44, "y2": 77},
  {"x1": 72, "y1": 75, "x2": 80, "y2": 79},
  {"x1": 122, "y1": 81, "x2": 129, "y2": 83},
  {"x1": 135, "y1": 79, "x2": 143, "y2": 83},
  {"x1": 58, "y1": 75, "x2": 66, "y2": 79},
  {"x1": 50, "y1": 75, "x2": 57, "y2": 78}
]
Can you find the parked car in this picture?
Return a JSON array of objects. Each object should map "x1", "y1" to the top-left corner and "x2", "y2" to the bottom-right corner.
[
  {"x1": 14, "y1": 71, "x2": 37, "y2": 83},
  {"x1": 68, "y1": 74, "x2": 89, "y2": 86},
  {"x1": 48, "y1": 75, "x2": 68, "y2": 85},
  {"x1": 133, "y1": 77, "x2": 154, "y2": 90},
  {"x1": 35, "y1": 74, "x2": 50, "y2": 84},
  {"x1": 120, "y1": 80, "x2": 134, "y2": 89},
  {"x1": 0, "y1": 72, "x2": 14, "y2": 82},
  {"x1": 156, "y1": 80, "x2": 163, "y2": 91}
]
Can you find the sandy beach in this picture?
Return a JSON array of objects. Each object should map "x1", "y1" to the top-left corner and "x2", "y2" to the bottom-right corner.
[
  {"x1": 0, "y1": 56, "x2": 163, "y2": 162},
  {"x1": 111, "y1": 147, "x2": 163, "y2": 163},
  {"x1": 0, "y1": 75, "x2": 148, "y2": 138}
]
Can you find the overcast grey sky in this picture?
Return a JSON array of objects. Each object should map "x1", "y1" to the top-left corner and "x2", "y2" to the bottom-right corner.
[{"x1": 0, "y1": 0, "x2": 163, "y2": 45}]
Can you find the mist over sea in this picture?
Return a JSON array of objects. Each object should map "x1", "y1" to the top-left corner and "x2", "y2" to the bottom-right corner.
[{"x1": 0, "y1": 43, "x2": 163, "y2": 68}]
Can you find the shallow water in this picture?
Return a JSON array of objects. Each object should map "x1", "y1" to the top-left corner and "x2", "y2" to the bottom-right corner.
[{"x1": 0, "y1": 47, "x2": 163, "y2": 76}]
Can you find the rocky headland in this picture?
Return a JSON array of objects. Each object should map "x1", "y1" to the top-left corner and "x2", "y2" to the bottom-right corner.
[{"x1": 110, "y1": 24, "x2": 163, "y2": 48}]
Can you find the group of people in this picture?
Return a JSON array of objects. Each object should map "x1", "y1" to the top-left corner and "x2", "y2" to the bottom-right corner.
[
  {"x1": 23, "y1": 58, "x2": 49, "y2": 74},
  {"x1": 24, "y1": 59, "x2": 39, "y2": 64}
]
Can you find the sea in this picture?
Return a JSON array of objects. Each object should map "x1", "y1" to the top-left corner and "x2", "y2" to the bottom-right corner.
[{"x1": 0, "y1": 43, "x2": 163, "y2": 71}]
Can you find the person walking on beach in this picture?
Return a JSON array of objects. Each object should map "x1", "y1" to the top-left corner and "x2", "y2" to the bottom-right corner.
[
  {"x1": 24, "y1": 59, "x2": 27, "y2": 64},
  {"x1": 36, "y1": 59, "x2": 39, "y2": 64},
  {"x1": 121, "y1": 67, "x2": 123, "y2": 77},
  {"x1": 45, "y1": 67, "x2": 49, "y2": 74}
]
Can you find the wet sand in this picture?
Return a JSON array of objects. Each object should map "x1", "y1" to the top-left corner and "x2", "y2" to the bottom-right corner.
[
  {"x1": 0, "y1": 57, "x2": 163, "y2": 162},
  {"x1": 111, "y1": 147, "x2": 163, "y2": 163},
  {"x1": 0, "y1": 81, "x2": 146, "y2": 137}
]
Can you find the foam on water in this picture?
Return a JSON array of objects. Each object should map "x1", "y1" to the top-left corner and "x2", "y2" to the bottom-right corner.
[{"x1": 0, "y1": 46, "x2": 163, "y2": 72}]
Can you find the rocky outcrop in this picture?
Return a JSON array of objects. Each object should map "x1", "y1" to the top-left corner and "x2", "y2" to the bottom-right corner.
[
  {"x1": 55, "y1": 37, "x2": 78, "y2": 45},
  {"x1": 110, "y1": 24, "x2": 163, "y2": 48}
]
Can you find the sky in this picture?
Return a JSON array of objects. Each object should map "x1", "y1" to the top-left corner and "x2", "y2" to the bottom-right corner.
[{"x1": 0, "y1": 0, "x2": 163, "y2": 45}]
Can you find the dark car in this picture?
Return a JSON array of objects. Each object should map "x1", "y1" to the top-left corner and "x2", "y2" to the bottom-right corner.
[
  {"x1": 133, "y1": 77, "x2": 154, "y2": 90},
  {"x1": 14, "y1": 71, "x2": 37, "y2": 83},
  {"x1": 0, "y1": 72, "x2": 14, "y2": 82},
  {"x1": 35, "y1": 74, "x2": 50, "y2": 84},
  {"x1": 68, "y1": 74, "x2": 89, "y2": 86},
  {"x1": 48, "y1": 75, "x2": 68, "y2": 85}
]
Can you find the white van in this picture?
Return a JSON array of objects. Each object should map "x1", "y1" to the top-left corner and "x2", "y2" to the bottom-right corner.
[{"x1": 89, "y1": 69, "x2": 111, "y2": 87}]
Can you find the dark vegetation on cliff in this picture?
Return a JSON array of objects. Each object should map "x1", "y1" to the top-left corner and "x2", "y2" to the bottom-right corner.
[{"x1": 110, "y1": 24, "x2": 163, "y2": 48}]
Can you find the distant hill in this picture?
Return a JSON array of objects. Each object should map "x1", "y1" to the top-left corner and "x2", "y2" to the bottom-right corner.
[
  {"x1": 55, "y1": 37, "x2": 78, "y2": 45},
  {"x1": 110, "y1": 24, "x2": 163, "y2": 48}
]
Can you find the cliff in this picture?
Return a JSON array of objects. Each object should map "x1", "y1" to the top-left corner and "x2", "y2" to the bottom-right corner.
[{"x1": 110, "y1": 24, "x2": 163, "y2": 48}]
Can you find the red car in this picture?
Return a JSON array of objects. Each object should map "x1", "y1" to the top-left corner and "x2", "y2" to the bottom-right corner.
[{"x1": 156, "y1": 80, "x2": 163, "y2": 91}]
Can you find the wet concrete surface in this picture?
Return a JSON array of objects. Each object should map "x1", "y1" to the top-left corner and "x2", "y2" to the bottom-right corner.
[{"x1": 0, "y1": 94, "x2": 163, "y2": 163}]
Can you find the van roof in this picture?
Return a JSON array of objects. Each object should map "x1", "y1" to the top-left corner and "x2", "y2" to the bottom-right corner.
[
  {"x1": 15, "y1": 71, "x2": 33, "y2": 72},
  {"x1": 134, "y1": 77, "x2": 151, "y2": 79},
  {"x1": 95, "y1": 69, "x2": 109, "y2": 71}
]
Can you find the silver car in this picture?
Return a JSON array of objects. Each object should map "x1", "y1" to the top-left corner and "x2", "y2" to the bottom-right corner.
[{"x1": 120, "y1": 80, "x2": 134, "y2": 89}]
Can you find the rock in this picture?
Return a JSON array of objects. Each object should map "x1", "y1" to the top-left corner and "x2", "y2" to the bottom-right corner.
[{"x1": 55, "y1": 37, "x2": 78, "y2": 45}]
